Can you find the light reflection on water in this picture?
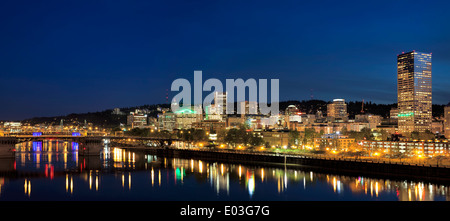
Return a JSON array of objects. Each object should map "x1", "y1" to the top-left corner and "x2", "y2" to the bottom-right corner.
[{"x1": 0, "y1": 142, "x2": 449, "y2": 201}]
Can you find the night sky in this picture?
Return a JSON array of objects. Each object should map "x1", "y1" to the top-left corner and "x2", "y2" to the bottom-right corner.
[{"x1": 1, "y1": 0, "x2": 450, "y2": 120}]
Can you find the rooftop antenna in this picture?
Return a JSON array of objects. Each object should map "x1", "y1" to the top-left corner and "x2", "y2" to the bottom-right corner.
[
  {"x1": 166, "y1": 89, "x2": 169, "y2": 104},
  {"x1": 361, "y1": 99, "x2": 365, "y2": 114}
]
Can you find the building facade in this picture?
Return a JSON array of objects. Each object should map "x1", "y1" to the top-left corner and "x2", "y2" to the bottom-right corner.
[
  {"x1": 397, "y1": 51, "x2": 432, "y2": 133},
  {"x1": 214, "y1": 91, "x2": 227, "y2": 115},
  {"x1": 175, "y1": 113, "x2": 202, "y2": 130},
  {"x1": 314, "y1": 137, "x2": 356, "y2": 151},
  {"x1": 127, "y1": 111, "x2": 148, "y2": 128},
  {"x1": 158, "y1": 112, "x2": 176, "y2": 131},
  {"x1": 445, "y1": 106, "x2": 450, "y2": 138},
  {"x1": 327, "y1": 99, "x2": 348, "y2": 122},
  {"x1": 362, "y1": 140, "x2": 449, "y2": 158},
  {"x1": 192, "y1": 120, "x2": 226, "y2": 132},
  {"x1": 239, "y1": 101, "x2": 258, "y2": 115},
  {"x1": 261, "y1": 131, "x2": 290, "y2": 148}
]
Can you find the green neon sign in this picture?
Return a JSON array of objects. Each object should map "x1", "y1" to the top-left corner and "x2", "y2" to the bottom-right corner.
[
  {"x1": 398, "y1": 112, "x2": 414, "y2": 117},
  {"x1": 175, "y1": 108, "x2": 196, "y2": 114}
]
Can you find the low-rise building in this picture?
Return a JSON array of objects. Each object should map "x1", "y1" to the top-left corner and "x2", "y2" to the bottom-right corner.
[
  {"x1": 431, "y1": 120, "x2": 443, "y2": 134},
  {"x1": 314, "y1": 133, "x2": 355, "y2": 151},
  {"x1": 355, "y1": 114, "x2": 382, "y2": 129},
  {"x1": 261, "y1": 131, "x2": 290, "y2": 148},
  {"x1": 362, "y1": 140, "x2": 450, "y2": 157},
  {"x1": 192, "y1": 120, "x2": 226, "y2": 132},
  {"x1": 158, "y1": 112, "x2": 176, "y2": 131},
  {"x1": 127, "y1": 113, "x2": 147, "y2": 128},
  {"x1": 346, "y1": 122, "x2": 370, "y2": 132},
  {"x1": 3, "y1": 122, "x2": 22, "y2": 133},
  {"x1": 226, "y1": 115, "x2": 245, "y2": 128},
  {"x1": 175, "y1": 113, "x2": 202, "y2": 130}
]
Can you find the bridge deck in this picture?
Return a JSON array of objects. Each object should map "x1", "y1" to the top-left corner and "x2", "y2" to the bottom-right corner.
[{"x1": 1, "y1": 135, "x2": 178, "y2": 141}]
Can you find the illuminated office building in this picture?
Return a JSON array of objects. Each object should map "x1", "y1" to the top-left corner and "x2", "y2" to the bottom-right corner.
[
  {"x1": 214, "y1": 91, "x2": 227, "y2": 115},
  {"x1": 240, "y1": 101, "x2": 258, "y2": 115},
  {"x1": 327, "y1": 99, "x2": 348, "y2": 122},
  {"x1": 397, "y1": 51, "x2": 432, "y2": 133},
  {"x1": 127, "y1": 112, "x2": 148, "y2": 128}
]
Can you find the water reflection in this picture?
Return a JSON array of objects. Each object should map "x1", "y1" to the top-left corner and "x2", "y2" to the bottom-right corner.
[
  {"x1": 0, "y1": 143, "x2": 449, "y2": 201},
  {"x1": 16, "y1": 141, "x2": 79, "y2": 172}
]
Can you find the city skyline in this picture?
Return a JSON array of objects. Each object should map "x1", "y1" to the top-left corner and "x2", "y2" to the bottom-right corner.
[
  {"x1": 2, "y1": 0, "x2": 450, "y2": 211},
  {"x1": 1, "y1": 1, "x2": 450, "y2": 121}
]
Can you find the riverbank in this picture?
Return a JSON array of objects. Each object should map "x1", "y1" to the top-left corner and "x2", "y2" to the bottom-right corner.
[{"x1": 122, "y1": 146, "x2": 450, "y2": 184}]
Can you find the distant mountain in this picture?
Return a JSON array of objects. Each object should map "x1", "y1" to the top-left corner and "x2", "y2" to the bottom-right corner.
[
  {"x1": 279, "y1": 100, "x2": 397, "y2": 117},
  {"x1": 280, "y1": 100, "x2": 445, "y2": 118},
  {"x1": 21, "y1": 100, "x2": 446, "y2": 127},
  {"x1": 21, "y1": 104, "x2": 170, "y2": 128}
]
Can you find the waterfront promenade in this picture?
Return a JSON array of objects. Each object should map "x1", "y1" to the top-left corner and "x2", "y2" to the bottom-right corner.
[{"x1": 119, "y1": 145, "x2": 450, "y2": 184}]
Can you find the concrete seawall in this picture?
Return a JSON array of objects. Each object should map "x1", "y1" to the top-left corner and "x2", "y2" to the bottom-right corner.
[{"x1": 137, "y1": 148, "x2": 450, "y2": 184}]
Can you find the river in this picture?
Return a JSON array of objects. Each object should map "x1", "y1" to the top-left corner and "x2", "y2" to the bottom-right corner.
[{"x1": 0, "y1": 140, "x2": 448, "y2": 201}]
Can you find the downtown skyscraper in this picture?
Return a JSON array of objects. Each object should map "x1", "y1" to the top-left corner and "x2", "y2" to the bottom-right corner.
[{"x1": 397, "y1": 51, "x2": 432, "y2": 134}]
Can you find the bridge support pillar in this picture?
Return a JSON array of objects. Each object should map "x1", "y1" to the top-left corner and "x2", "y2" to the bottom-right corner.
[
  {"x1": 0, "y1": 138, "x2": 17, "y2": 158},
  {"x1": 78, "y1": 138, "x2": 103, "y2": 156}
]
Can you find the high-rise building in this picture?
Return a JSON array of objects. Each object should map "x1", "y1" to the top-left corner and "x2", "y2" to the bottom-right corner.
[
  {"x1": 327, "y1": 99, "x2": 348, "y2": 122},
  {"x1": 444, "y1": 105, "x2": 450, "y2": 138},
  {"x1": 239, "y1": 101, "x2": 258, "y2": 115},
  {"x1": 214, "y1": 91, "x2": 227, "y2": 115},
  {"x1": 397, "y1": 51, "x2": 432, "y2": 133}
]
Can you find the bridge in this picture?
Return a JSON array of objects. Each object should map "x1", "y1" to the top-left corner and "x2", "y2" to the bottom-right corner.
[{"x1": 0, "y1": 134, "x2": 178, "y2": 158}]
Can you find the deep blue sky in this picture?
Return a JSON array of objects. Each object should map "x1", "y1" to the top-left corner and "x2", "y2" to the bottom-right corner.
[{"x1": 1, "y1": 0, "x2": 450, "y2": 120}]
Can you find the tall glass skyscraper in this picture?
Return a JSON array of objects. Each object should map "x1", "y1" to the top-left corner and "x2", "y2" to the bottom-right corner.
[{"x1": 397, "y1": 51, "x2": 432, "y2": 133}]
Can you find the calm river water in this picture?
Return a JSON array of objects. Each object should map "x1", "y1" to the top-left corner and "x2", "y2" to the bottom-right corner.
[{"x1": 0, "y1": 140, "x2": 449, "y2": 201}]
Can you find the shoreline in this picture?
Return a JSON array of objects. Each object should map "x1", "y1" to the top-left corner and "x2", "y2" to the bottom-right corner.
[{"x1": 122, "y1": 146, "x2": 450, "y2": 184}]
